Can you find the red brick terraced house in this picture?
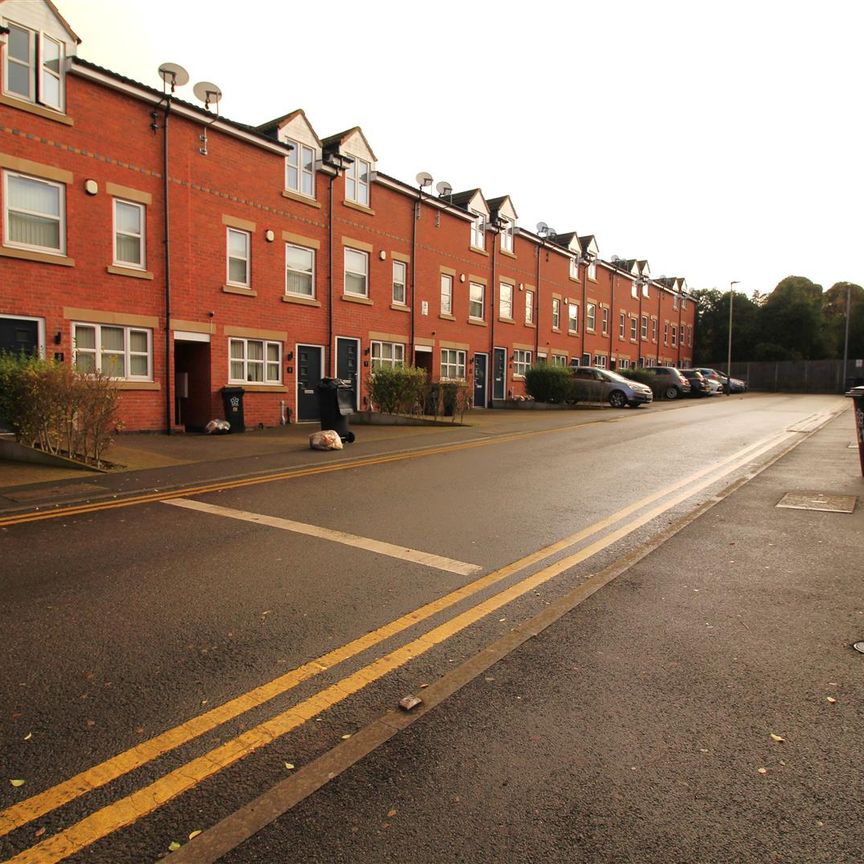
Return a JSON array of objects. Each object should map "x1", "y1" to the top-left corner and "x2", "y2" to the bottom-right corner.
[{"x1": 0, "y1": 0, "x2": 696, "y2": 432}]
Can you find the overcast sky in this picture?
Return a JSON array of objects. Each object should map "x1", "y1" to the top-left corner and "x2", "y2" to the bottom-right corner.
[{"x1": 58, "y1": 0, "x2": 862, "y2": 297}]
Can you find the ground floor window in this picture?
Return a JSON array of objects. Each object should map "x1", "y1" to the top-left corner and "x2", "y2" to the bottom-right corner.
[
  {"x1": 619, "y1": 358, "x2": 630, "y2": 369},
  {"x1": 513, "y1": 349, "x2": 532, "y2": 377},
  {"x1": 552, "y1": 354, "x2": 568, "y2": 366},
  {"x1": 73, "y1": 323, "x2": 151, "y2": 380},
  {"x1": 594, "y1": 354, "x2": 608, "y2": 368},
  {"x1": 440, "y1": 348, "x2": 466, "y2": 380},
  {"x1": 371, "y1": 340, "x2": 405, "y2": 369},
  {"x1": 229, "y1": 337, "x2": 281, "y2": 383}
]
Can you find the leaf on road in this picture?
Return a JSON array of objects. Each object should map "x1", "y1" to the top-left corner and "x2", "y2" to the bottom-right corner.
[
  {"x1": 168, "y1": 841, "x2": 181, "y2": 851},
  {"x1": 188, "y1": 830, "x2": 202, "y2": 840},
  {"x1": 10, "y1": 779, "x2": 25, "y2": 787},
  {"x1": 284, "y1": 762, "x2": 295, "y2": 770},
  {"x1": 827, "y1": 696, "x2": 837, "y2": 704},
  {"x1": 34, "y1": 827, "x2": 46, "y2": 838},
  {"x1": 24, "y1": 732, "x2": 32, "y2": 741},
  {"x1": 770, "y1": 734, "x2": 786, "y2": 743},
  {"x1": 387, "y1": 809, "x2": 397, "y2": 818},
  {"x1": 341, "y1": 734, "x2": 351, "y2": 740}
]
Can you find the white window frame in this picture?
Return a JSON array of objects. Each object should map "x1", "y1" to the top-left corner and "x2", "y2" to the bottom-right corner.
[
  {"x1": 499, "y1": 282, "x2": 513, "y2": 320},
  {"x1": 652, "y1": 318, "x2": 658, "y2": 341},
  {"x1": 371, "y1": 340, "x2": 405, "y2": 369},
  {"x1": 440, "y1": 348, "x2": 466, "y2": 380},
  {"x1": 594, "y1": 354, "x2": 608, "y2": 369},
  {"x1": 619, "y1": 358, "x2": 630, "y2": 370},
  {"x1": 500, "y1": 220, "x2": 513, "y2": 253},
  {"x1": 285, "y1": 141, "x2": 316, "y2": 198},
  {"x1": 525, "y1": 289, "x2": 535, "y2": 325},
  {"x1": 286, "y1": 243, "x2": 315, "y2": 298},
  {"x1": 671, "y1": 325, "x2": 678, "y2": 347},
  {"x1": 228, "y1": 337, "x2": 282, "y2": 384},
  {"x1": 3, "y1": 171, "x2": 65, "y2": 255},
  {"x1": 344, "y1": 247, "x2": 369, "y2": 297},
  {"x1": 72, "y1": 322, "x2": 152, "y2": 381},
  {"x1": 392, "y1": 260, "x2": 407, "y2": 305},
  {"x1": 673, "y1": 294, "x2": 679, "y2": 310},
  {"x1": 470, "y1": 212, "x2": 485, "y2": 250},
  {"x1": 586, "y1": 302, "x2": 596, "y2": 332},
  {"x1": 570, "y1": 257, "x2": 579, "y2": 279},
  {"x1": 630, "y1": 317, "x2": 638, "y2": 340},
  {"x1": 345, "y1": 157, "x2": 370, "y2": 206},
  {"x1": 552, "y1": 354, "x2": 568, "y2": 367},
  {"x1": 469, "y1": 282, "x2": 485, "y2": 320},
  {"x1": 113, "y1": 199, "x2": 145, "y2": 269},
  {"x1": 568, "y1": 303, "x2": 579, "y2": 334},
  {"x1": 664, "y1": 322, "x2": 670, "y2": 345},
  {"x1": 513, "y1": 349, "x2": 532, "y2": 378},
  {"x1": 226, "y1": 227, "x2": 250, "y2": 287},
  {"x1": 440, "y1": 273, "x2": 453, "y2": 315},
  {"x1": 4, "y1": 23, "x2": 65, "y2": 112},
  {"x1": 641, "y1": 315, "x2": 648, "y2": 340},
  {"x1": 587, "y1": 261, "x2": 597, "y2": 280},
  {"x1": 601, "y1": 306, "x2": 609, "y2": 335},
  {"x1": 552, "y1": 297, "x2": 561, "y2": 330}
]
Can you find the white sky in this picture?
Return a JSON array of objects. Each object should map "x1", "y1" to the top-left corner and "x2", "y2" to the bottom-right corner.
[{"x1": 57, "y1": 0, "x2": 863, "y2": 297}]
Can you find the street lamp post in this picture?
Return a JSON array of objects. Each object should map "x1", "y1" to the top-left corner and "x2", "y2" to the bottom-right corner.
[{"x1": 727, "y1": 280, "x2": 740, "y2": 395}]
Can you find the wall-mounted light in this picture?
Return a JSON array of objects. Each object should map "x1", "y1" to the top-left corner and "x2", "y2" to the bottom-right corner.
[
  {"x1": 265, "y1": 229, "x2": 275, "y2": 242},
  {"x1": 378, "y1": 250, "x2": 386, "y2": 260},
  {"x1": 83, "y1": 179, "x2": 98, "y2": 196},
  {"x1": 460, "y1": 274, "x2": 466, "y2": 283}
]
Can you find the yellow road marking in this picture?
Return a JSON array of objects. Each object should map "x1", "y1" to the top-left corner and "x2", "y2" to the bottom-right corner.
[
  {"x1": 0, "y1": 428, "x2": 793, "y2": 842},
  {"x1": 163, "y1": 499, "x2": 482, "y2": 576},
  {"x1": 0, "y1": 425, "x2": 585, "y2": 528},
  {"x1": 0, "y1": 430, "x2": 799, "y2": 864}
]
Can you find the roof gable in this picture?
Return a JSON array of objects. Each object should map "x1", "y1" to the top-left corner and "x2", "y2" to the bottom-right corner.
[
  {"x1": 256, "y1": 109, "x2": 321, "y2": 150},
  {"x1": 487, "y1": 195, "x2": 517, "y2": 223},
  {"x1": 450, "y1": 189, "x2": 490, "y2": 218},
  {"x1": 322, "y1": 127, "x2": 377, "y2": 164},
  {"x1": 1, "y1": 0, "x2": 80, "y2": 48}
]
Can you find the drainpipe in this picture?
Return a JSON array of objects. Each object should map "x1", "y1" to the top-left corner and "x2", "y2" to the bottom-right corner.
[
  {"x1": 580, "y1": 259, "x2": 587, "y2": 361},
  {"x1": 161, "y1": 98, "x2": 173, "y2": 435},
  {"x1": 489, "y1": 225, "x2": 498, "y2": 408},
  {"x1": 656, "y1": 285, "x2": 662, "y2": 365},
  {"x1": 609, "y1": 268, "x2": 615, "y2": 361},
  {"x1": 638, "y1": 279, "x2": 644, "y2": 366},
  {"x1": 534, "y1": 241, "x2": 541, "y2": 361},
  {"x1": 411, "y1": 189, "x2": 420, "y2": 367},
  {"x1": 328, "y1": 170, "x2": 335, "y2": 376}
]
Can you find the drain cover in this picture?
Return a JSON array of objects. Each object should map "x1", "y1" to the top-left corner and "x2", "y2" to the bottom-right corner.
[
  {"x1": 776, "y1": 492, "x2": 857, "y2": 513},
  {"x1": 854, "y1": 642, "x2": 864, "y2": 655}
]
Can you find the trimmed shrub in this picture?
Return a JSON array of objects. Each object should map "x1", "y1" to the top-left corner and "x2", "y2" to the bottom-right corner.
[
  {"x1": 619, "y1": 368, "x2": 654, "y2": 386},
  {"x1": 368, "y1": 365, "x2": 428, "y2": 415},
  {"x1": 525, "y1": 365, "x2": 572, "y2": 403}
]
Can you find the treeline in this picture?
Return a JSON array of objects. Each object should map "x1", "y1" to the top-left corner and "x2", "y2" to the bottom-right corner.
[{"x1": 693, "y1": 277, "x2": 864, "y2": 364}]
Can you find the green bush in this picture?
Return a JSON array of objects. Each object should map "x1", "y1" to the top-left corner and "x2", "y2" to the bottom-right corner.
[
  {"x1": 619, "y1": 368, "x2": 654, "y2": 386},
  {"x1": 524, "y1": 365, "x2": 572, "y2": 403},
  {"x1": 0, "y1": 354, "x2": 120, "y2": 466},
  {"x1": 368, "y1": 365, "x2": 428, "y2": 415}
]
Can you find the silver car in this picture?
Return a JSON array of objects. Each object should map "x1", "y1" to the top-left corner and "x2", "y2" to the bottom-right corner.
[{"x1": 571, "y1": 367, "x2": 654, "y2": 408}]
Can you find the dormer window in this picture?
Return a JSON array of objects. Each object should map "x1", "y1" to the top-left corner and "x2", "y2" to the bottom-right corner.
[
  {"x1": 570, "y1": 257, "x2": 579, "y2": 279},
  {"x1": 4, "y1": 23, "x2": 65, "y2": 112},
  {"x1": 470, "y1": 212, "x2": 485, "y2": 250},
  {"x1": 346, "y1": 157, "x2": 370, "y2": 206},
  {"x1": 499, "y1": 220, "x2": 513, "y2": 253},
  {"x1": 285, "y1": 141, "x2": 316, "y2": 197}
]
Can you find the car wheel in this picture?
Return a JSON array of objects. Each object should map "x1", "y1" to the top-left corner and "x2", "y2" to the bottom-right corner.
[
  {"x1": 608, "y1": 390, "x2": 627, "y2": 409},
  {"x1": 664, "y1": 386, "x2": 679, "y2": 400}
]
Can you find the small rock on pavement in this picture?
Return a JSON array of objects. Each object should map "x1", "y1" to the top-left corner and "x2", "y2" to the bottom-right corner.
[{"x1": 399, "y1": 695, "x2": 423, "y2": 712}]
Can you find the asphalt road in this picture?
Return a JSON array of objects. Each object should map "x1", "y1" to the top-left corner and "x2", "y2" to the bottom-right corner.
[{"x1": 1, "y1": 394, "x2": 858, "y2": 863}]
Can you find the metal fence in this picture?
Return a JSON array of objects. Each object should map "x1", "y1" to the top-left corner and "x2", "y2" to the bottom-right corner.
[{"x1": 705, "y1": 359, "x2": 864, "y2": 394}]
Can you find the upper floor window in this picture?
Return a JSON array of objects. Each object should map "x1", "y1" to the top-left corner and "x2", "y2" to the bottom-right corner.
[
  {"x1": 371, "y1": 340, "x2": 405, "y2": 369},
  {"x1": 499, "y1": 283, "x2": 513, "y2": 319},
  {"x1": 641, "y1": 315, "x2": 648, "y2": 340},
  {"x1": 499, "y1": 220, "x2": 513, "y2": 253},
  {"x1": 630, "y1": 317, "x2": 638, "y2": 340},
  {"x1": 440, "y1": 348, "x2": 466, "y2": 380},
  {"x1": 440, "y1": 273, "x2": 453, "y2": 315},
  {"x1": 568, "y1": 303, "x2": 579, "y2": 334},
  {"x1": 285, "y1": 141, "x2": 316, "y2": 197},
  {"x1": 345, "y1": 157, "x2": 370, "y2": 206},
  {"x1": 113, "y1": 200, "x2": 145, "y2": 269},
  {"x1": 4, "y1": 23, "x2": 64, "y2": 111},
  {"x1": 652, "y1": 319, "x2": 658, "y2": 341},
  {"x1": 73, "y1": 323, "x2": 151, "y2": 381},
  {"x1": 513, "y1": 349, "x2": 532, "y2": 378},
  {"x1": 586, "y1": 303, "x2": 596, "y2": 332},
  {"x1": 286, "y1": 243, "x2": 315, "y2": 297},
  {"x1": 671, "y1": 325, "x2": 678, "y2": 346},
  {"x1": 469, "y1": 282, "x2": 485, "y2": 320},
  {"x1": 551, "y1": 298, "x2": 561, "y2": 330},
  {"x1": 3, "y1": 171, "x2": 64, "y2": 254},
  {"x1": 392, "y1": 260, "x2": 407, "y2": 305},
  {"x1": 619, "y1": 312, "x2": 626, "y2": 338},
  {"x1": 664, "y1": 322, "x2": 670, "y2": 344},
  {"x1": 226, "y1": 227, "x2": 250, "y2": 287},
  {"x1": 525, "y1": 289, "x2": 535, "y2": 325},
  {"x1": 229, "y1": 337, "x2": 282, "y2": 384},
  {"x1": 587, "y1": 261, "x2": 597, "y2": 280},
  {"x1": 601, "y1": 307, "x2": 609, "y2": 335},
  {"x1": 470, "y1": 213, "x2": 485, "y2": 250},
  {"x1": 344, "y1": 248, "x2": 368, "y2": 296},
  {"x1": 570, "y1": 257, "x2": 579, "y2": 279},
  {"x1": 673, "y1": 294, "x2": 679, "y2": 310}
]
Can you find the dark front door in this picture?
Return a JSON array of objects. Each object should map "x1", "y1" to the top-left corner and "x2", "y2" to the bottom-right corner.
[
  {"x1": 473, "y1": 353, "x2": 487, "y2": 408},
  {"x1": 336, "y1": 337, "x2": 359, "y2": 411},
  {"x1": 493, "y1": 347, "x2": 507, "y2": 400},
  {"x1": 297, "y1": 345, "x2": 323, "y2": 421},
  {"x1": 0, "y1": 317, "x2": 39, "y2": 357}
]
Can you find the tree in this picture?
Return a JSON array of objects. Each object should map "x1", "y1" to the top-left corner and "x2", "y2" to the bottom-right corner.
[
  {"x1": 756, "y1": 276, "x2": 826, "y2": 361},
  {"x1": 823, "y1": 282, "x2": 864, "y2": 360},
  {"x1": 693, "y1": 287, "x2": 760, "y2": 364}
]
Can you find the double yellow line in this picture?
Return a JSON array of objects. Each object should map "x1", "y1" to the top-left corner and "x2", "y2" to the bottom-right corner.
[{"x1": 1, "y1": 428, "x2": 799, "y2": 863}]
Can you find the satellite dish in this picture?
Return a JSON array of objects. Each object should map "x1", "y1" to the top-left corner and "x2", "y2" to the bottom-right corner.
[
  {"x1": 611, "y1": 254, "x2": 620, "y2": 262},
  {"x1": 536, "y1": 221, "x2": 548, "y2": 234},
  {"x1": 193, "y1": 81, "x2": 222, "y2": 110},
  {"x1": 416, "y1": 171, "x2": 433, "y2": 188},
  {"x1": 436, "y1": 180, "x2": 452, "y2": 197},
  {"x1": 157, "y1": 62, "x2": 189, "y2": 91}
]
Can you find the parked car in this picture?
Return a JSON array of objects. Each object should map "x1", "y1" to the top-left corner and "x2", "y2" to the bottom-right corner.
[
  {"x1": 639, "y1": 366, "x2": 692, "y2": 400},
  {"x1": 692, "y1": 367, "x2": 748, "y2": 394},
  {"x1": 680, "y1": 369, "x2": 716, "y2": 397},
  {"x1": 570, "y1": 367, "x2": 654, "y2": 408}
]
